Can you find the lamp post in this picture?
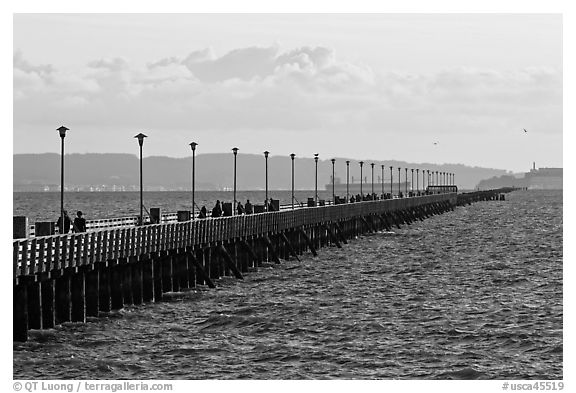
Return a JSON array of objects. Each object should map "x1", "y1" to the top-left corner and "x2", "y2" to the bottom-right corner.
[
  {"x1": 411, "y1": 169, "x2": 414, "y2": 195},
  {"x1": 290, "y1": 153, "x2": 295, "y2": 209},
  {"x1": 397, "y1": 167, "x2": 401, "y2": 197},
  {"x1": 422, "y1": 169, "x2": 425, "y2": 192},
  {"x1": 381, "y1": 165, "x2": 385, "y2": 197},
  {"x1": 189, "y1": 142, "x2": 198, "y2": 220},
  {"x1": 405, "y1": 168, "x2": 408, "y2": 195},
  {"x1": 264, "y1": 151, "x2": 269, "y2": 210},
  {"x1": 426, "y1": 170, "x2": 430, "y2": 190},
  {"x1": 232, "y1": 147, "x2": 238, "y2": 215},
  {"x1": 359, "y1": 161, "x2": 364, "y2": 199},
  {"x1": 331, "y1": 158, "x2": 336, "y2": 204},
  {"x1": 57, "y1": 126, "x2": 69, "y2": 233},
  {"x1": 436, "y1": 171, "x2": 439, "y2": 186},
  {"x1": 314, "y1": 153, "x2": 319, "y2": 205},
  {"x1": 346, "y1": 160, "x2": 350, "y2": 203},
  {"x1": 389, "y1": 166, "x2": 393, "y2": 196},
  {"x1": 134, "y1": 133, "x2": 147, "y2": 225},
  {"x1": 370, "y1": 163, "x2": 375, "y2": 197}
]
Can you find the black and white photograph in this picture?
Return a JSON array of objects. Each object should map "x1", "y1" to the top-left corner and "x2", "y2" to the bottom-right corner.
[{"x1": 8, "y1": 4, "x2": 567, "y2": 390}]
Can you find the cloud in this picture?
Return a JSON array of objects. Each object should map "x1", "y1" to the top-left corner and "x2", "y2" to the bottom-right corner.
[{"x1": 13, "y1": 46, "x2": 562, "y2": 137}]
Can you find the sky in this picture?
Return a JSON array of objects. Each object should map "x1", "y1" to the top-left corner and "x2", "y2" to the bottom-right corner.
[{"x1": 13, "y1": 13, "x2": 563, "y2": 173}]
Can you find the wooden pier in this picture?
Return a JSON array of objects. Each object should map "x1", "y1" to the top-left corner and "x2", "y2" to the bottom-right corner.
[{"x1": 13, "y1": 188, "x2": 514, "y2": 342}]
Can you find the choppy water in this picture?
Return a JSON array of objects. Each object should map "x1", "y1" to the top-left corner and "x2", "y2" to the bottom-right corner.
[{"x1": 13, "y1": 190, "x2": 562, "y2": 379}]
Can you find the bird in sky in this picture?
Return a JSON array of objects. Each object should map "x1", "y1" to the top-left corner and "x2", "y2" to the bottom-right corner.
[
  {"x1": 524, "y1": 128, "x2": 528, "y2": 133},
  {"x1": 433, "y1": 142, "x2": 439, "y2": 146}
]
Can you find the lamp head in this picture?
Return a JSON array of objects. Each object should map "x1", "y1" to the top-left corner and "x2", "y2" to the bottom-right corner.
[
  {"x1": 290, "y1": 153, "x2": 296, "y2": 160},
  {"x1": 57, "y1": 126, "x2": 69, "y2": 138},
  {"x1": 189, "y1": 142, "x2": 198, "y2": 151},
  {"x1": 359, "y1": 161, "x2": 364, "y2": 167},
  {"x1": 331, "y1": 158, "x2": 335, "y2": 164},
  {"x1": 134, "y1": 133, "x2": 147, "y2": 146},
  {"x1": 232, "y1": 147, "x2": 239, "y2": 155},
  {"x1": 264, "y1": 150, "x2": 269, "y2": 158},
  {"x1": 370, "y1": 163, "x2": 374, "y2": 168}
]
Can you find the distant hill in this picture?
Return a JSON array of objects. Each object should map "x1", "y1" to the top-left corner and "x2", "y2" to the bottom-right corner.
[
  {"x1": 476, "y1": 174, "x2": 527, "y2": 190},
  {"x1": 14, "y1": 153, "x2": 508, "y2": 191}
]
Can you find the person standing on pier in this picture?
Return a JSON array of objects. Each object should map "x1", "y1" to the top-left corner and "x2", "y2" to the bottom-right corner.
[
  {"x1": 56, "y1": 210, "x2": 71, "y2": 234},
  {"x1": 237, "y1": 201, "x2": 245, "y2": 215},
  {"x1": 245, "y1": 199, "x2": 253, "y2": 214},
  {"x1": 73, "y1": 211, "x2": 86, "y2": 232},
  {"x1": 211, "y1": 200, "x2": 222, "y2": 218},
  {"x1": 198, "y1": 206, "x2": 207, "y2": 219}
]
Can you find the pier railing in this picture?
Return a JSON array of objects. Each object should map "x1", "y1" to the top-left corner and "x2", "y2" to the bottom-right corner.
[
  {"x1": 24, "y1": 200, "x2": 338, "y2": 237},
  {"x1": 13, "y1": 193, "x2": 454, "y2": 280},
  {"x1": 23, "y1": 190, "x2": 455, "y2": 237}
]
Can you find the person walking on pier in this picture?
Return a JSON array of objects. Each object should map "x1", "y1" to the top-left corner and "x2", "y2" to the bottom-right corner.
[
  {"x1": 198, "y1": 206, "x2": 207, "y2": 219},
  {"x1": 73, "y1": 211, "x2": 86, "y2": 232},
  {"x1": 57, "y1": 210, "x2": 72, "y2": 234},
  {"x1": 245, "y1": 199, "x2": 253, "y2": 214},
  {"x1": 211, "y1": 200, "x2": 222, "y2": 218},
  {"x1": 237, "y1": 201, "x2": 245, "y2": 215}
]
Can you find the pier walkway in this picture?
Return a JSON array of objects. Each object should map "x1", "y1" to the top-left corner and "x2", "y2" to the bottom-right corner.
[{"x1": 13, "y1": 188, "x2": 514, "y2": 341}]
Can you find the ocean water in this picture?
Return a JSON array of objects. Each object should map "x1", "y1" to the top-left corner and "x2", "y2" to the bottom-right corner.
[{"x1": 12, "y1": 190, "x2": 562, "y2": 379}]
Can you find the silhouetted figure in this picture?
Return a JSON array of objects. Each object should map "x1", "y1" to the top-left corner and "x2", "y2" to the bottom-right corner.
[
  {"x1": 73, "y1": 211, "x2": 86, "y2": 232},
  {"x1": 198, "y1": 206, "x2": 207, "y2": 219},
  {"x1": 245, "y1": 199, "x2": 253, "y2": 214},
  {"x1": 222, "y1": 202, "x2": 232, "y2": 216},
  {"x1": 350, "y1": 195, "x2": 355, "y2": 203},
  {"x1": 57, "y1": 210, "x2": 71, "y2": 234},
  {"x1": 211, "y1": 200, "x2": 222, "y2": 218},
  {"x1": 237, "y1": 202, "x2": 244, "y2": 215}
]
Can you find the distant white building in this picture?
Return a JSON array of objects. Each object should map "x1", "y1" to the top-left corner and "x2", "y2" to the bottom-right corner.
[{"x1": 525, "y1": 163, "x2": 562, "y2": 190}]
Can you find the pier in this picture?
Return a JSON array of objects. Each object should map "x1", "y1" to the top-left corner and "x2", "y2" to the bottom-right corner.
[{"x1": 13, "y1": 188, "x2": 515, "y2": 342}]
